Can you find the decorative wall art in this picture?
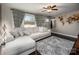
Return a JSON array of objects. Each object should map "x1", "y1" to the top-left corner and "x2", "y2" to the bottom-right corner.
[
  {"x1": 58, "y1": 13, "x2": 79, "y2": 25},
  {"x1": 58, "y1": 16, "x2": 65, "y2": 25},
  {"x1": 67, "y1": 13, "x2": 79, "y2": 23}
]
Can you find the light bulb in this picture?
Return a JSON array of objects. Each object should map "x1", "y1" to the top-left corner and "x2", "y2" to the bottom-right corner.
[{"x1": 47, "y1": 9, "x2": 52, "y2": 12}]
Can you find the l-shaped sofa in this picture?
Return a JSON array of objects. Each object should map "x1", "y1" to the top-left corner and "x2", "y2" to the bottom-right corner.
[{"x1": 1, "y1": 27, "x2": 51, "y2": 55}]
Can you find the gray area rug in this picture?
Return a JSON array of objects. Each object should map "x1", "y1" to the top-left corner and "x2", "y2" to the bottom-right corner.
[{"x1": 36, "y1": 36, "x2": 74, "y2": 55}]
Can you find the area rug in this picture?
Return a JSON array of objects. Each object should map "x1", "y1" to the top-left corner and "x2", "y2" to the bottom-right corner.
[{"x1": 36, "y1": 36, "x2": 74, "y2": 55}]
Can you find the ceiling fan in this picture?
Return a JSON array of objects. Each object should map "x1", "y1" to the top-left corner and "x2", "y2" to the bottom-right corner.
[{"x1": 42, "y1": 5, "x2": 58, "y2": 13}]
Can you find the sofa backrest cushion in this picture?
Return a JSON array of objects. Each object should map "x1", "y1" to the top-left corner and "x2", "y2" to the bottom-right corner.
[
  {"x1": 38, "y1": 27, "x2": 49, "y2": 32},
  {"x1": 10, "y1": 27, "x2": 38, "y2": 38},
  {"x1": 10, "y1": 27, "x2": 50, "y2": 39},
  {"x1": 24, "y1": 27, "x2": 39, "y2": 34}
]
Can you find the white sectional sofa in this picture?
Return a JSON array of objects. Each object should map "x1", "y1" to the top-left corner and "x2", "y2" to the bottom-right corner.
[
  {"x1": 2, "y1": 36, "x2": 35, "y2": 55},
  {"x1": 1, "y1": 27, "x2": 51, "y2": 55}
]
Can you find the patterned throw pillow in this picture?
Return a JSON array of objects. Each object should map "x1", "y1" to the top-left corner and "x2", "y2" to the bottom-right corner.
[
  {"x1": 18, "y1": 31, "x2": 24, "y2": 36},
  {"x1": 5, "y1": 33, "x2": 15, "y2": 43},
  {"x1": 10, "y1": 30, "x2": 20, "y2": 38},
  {"x1": 22, "y1": 31, "x2": 30, "y2": 36},
  {"x1": 38, "y1": 27, "x2": 44, "y2": 32}
]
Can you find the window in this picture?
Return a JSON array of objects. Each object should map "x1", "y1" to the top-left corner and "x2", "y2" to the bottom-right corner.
[{"x1": 23, "y1": 14, "x2": 36, "y2": 27}]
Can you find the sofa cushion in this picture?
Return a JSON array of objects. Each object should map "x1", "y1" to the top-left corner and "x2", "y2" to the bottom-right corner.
[
  {"x1": 2, "y1": 36, "x2": 35, "y2": 55},
  {"x1": 30, "y1": 31, "x2": 51, "y2": 41},
  {"x1": 38, "y1": 27, "x2": 49, "y2": 32},
  {"x1": 40, "y1": 31, "x2": 51, "y2": 36},
  {"x1": 10, "y1": 28, "x2": 30, "y2": 38},
  {"x1": 23, "y1": 27, "x2": 39, "y2": 34},
  {"x1": 22, "y1": 31, "x2": 31, "y2": 35},
  {"x1": 10, "y1": 29, "x2": 20, "y2": 38},
  {"x1": 30, "y1": 33, "x2": 42, "y2": 40},
  {"x1": 38, "y1": 27, "x2": 44, "y2": 32},
  {"x1": 18, "y1": 31, "x2": 24, "y2": 36}
]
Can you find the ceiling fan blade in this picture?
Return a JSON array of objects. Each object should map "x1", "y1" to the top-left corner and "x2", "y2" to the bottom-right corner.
[
  {"x1": 41, "y1": 10, "x2": 47, "y2": 12},
  {"x1": 51, "y1": 5, "x2": 56, "y2": 8},
  {"x1": 43, "y1": 7, "x2": 47, "y2": 9},
  {"x1": 52, "y1": 9, "x2": 58, "y2": 10}
]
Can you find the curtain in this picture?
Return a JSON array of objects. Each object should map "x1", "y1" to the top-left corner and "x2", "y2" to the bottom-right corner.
[
  {"x1": 35, "y1": 15, "x2": 50, "y2": 29},
  {"x1": 12, "y1": 9, "x2": 25, "y2": 27},
  {"x1": 35, "y1": 15, "x2": 45, "y2": 27}
]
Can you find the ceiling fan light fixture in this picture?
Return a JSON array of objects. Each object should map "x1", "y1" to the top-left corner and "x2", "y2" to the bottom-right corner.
[
  {"x1": 42, "y1": 5, "x2": 58, "y2": 13},
  {"x1": 47, "y1": 9, "x2": 52, "y2": 12}
]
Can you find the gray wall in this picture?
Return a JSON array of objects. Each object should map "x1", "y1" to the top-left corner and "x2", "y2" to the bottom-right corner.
[{"x1": 52, "y1": 11, "x2": 79, "y2": 37}]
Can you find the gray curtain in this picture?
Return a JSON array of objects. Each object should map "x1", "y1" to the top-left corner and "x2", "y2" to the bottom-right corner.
[
  {"x1": 12, "y1": 9, "x2": 25, "y2": 27},
  {"x1": 35, "y1": 15, "x2": 51, "y2": 29},
  {"x1": 35, "y1": 15, "x2": 45, "y2": 27}
]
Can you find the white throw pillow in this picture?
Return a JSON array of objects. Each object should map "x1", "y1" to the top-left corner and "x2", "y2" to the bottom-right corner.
[
  {"x1": 38, "y1": 27, "x2": 49, "y2": 32},
  {"x1": 21, "y1": 27, "x2": 33, "y2": 35},
  {"x1": 14, "y1": 28, "x2": 24, "y2": 36},
  {"x1": 10, "y1": 30, "x2": 19, "y2": 38},
  {"x1": 23, "y1": 31, "x2": 30, "y2": 36},
  {"x1": 43, "y1": 27, "x2": 48, "y2": 32},
  {"x1": 5, "y1": 33, "x2": 14, "y2": 43},
  {"x1": 18, "y1": 31, "x2": 24, "y2": 36},
  {"x1": 32, "y1": 27, "x2": 39, "y2": 33},
  {"x1": 38, "y1": 27, "x2": 44, "y2": 32}
]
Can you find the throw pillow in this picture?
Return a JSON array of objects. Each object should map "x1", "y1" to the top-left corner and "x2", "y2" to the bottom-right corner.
[
  {"x1": 38, "y1": 27, "x2": 44, "y2": 32},
  {"x1": 5, "y1": 33, "x2": 15, "y2": 43},
  {"x1": 18, "y1": 31, "x2": 24, "y2": 36},
  {"x1": 10, "y1": 30, "x2": 19, "y2": 38}
]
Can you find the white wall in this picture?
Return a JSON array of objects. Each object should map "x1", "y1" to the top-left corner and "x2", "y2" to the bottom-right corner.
[
  {"x1": 53, "y1": 11, "x2": 79, "y2": 37},
  {"x1": 1, "y1": 4, "x2": 14, "y2": 32}
]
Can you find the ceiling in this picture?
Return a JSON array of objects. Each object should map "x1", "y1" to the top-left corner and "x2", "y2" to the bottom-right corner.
[{"x1": 4, "y1": 3, "x2": 79, "y2": 17}]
